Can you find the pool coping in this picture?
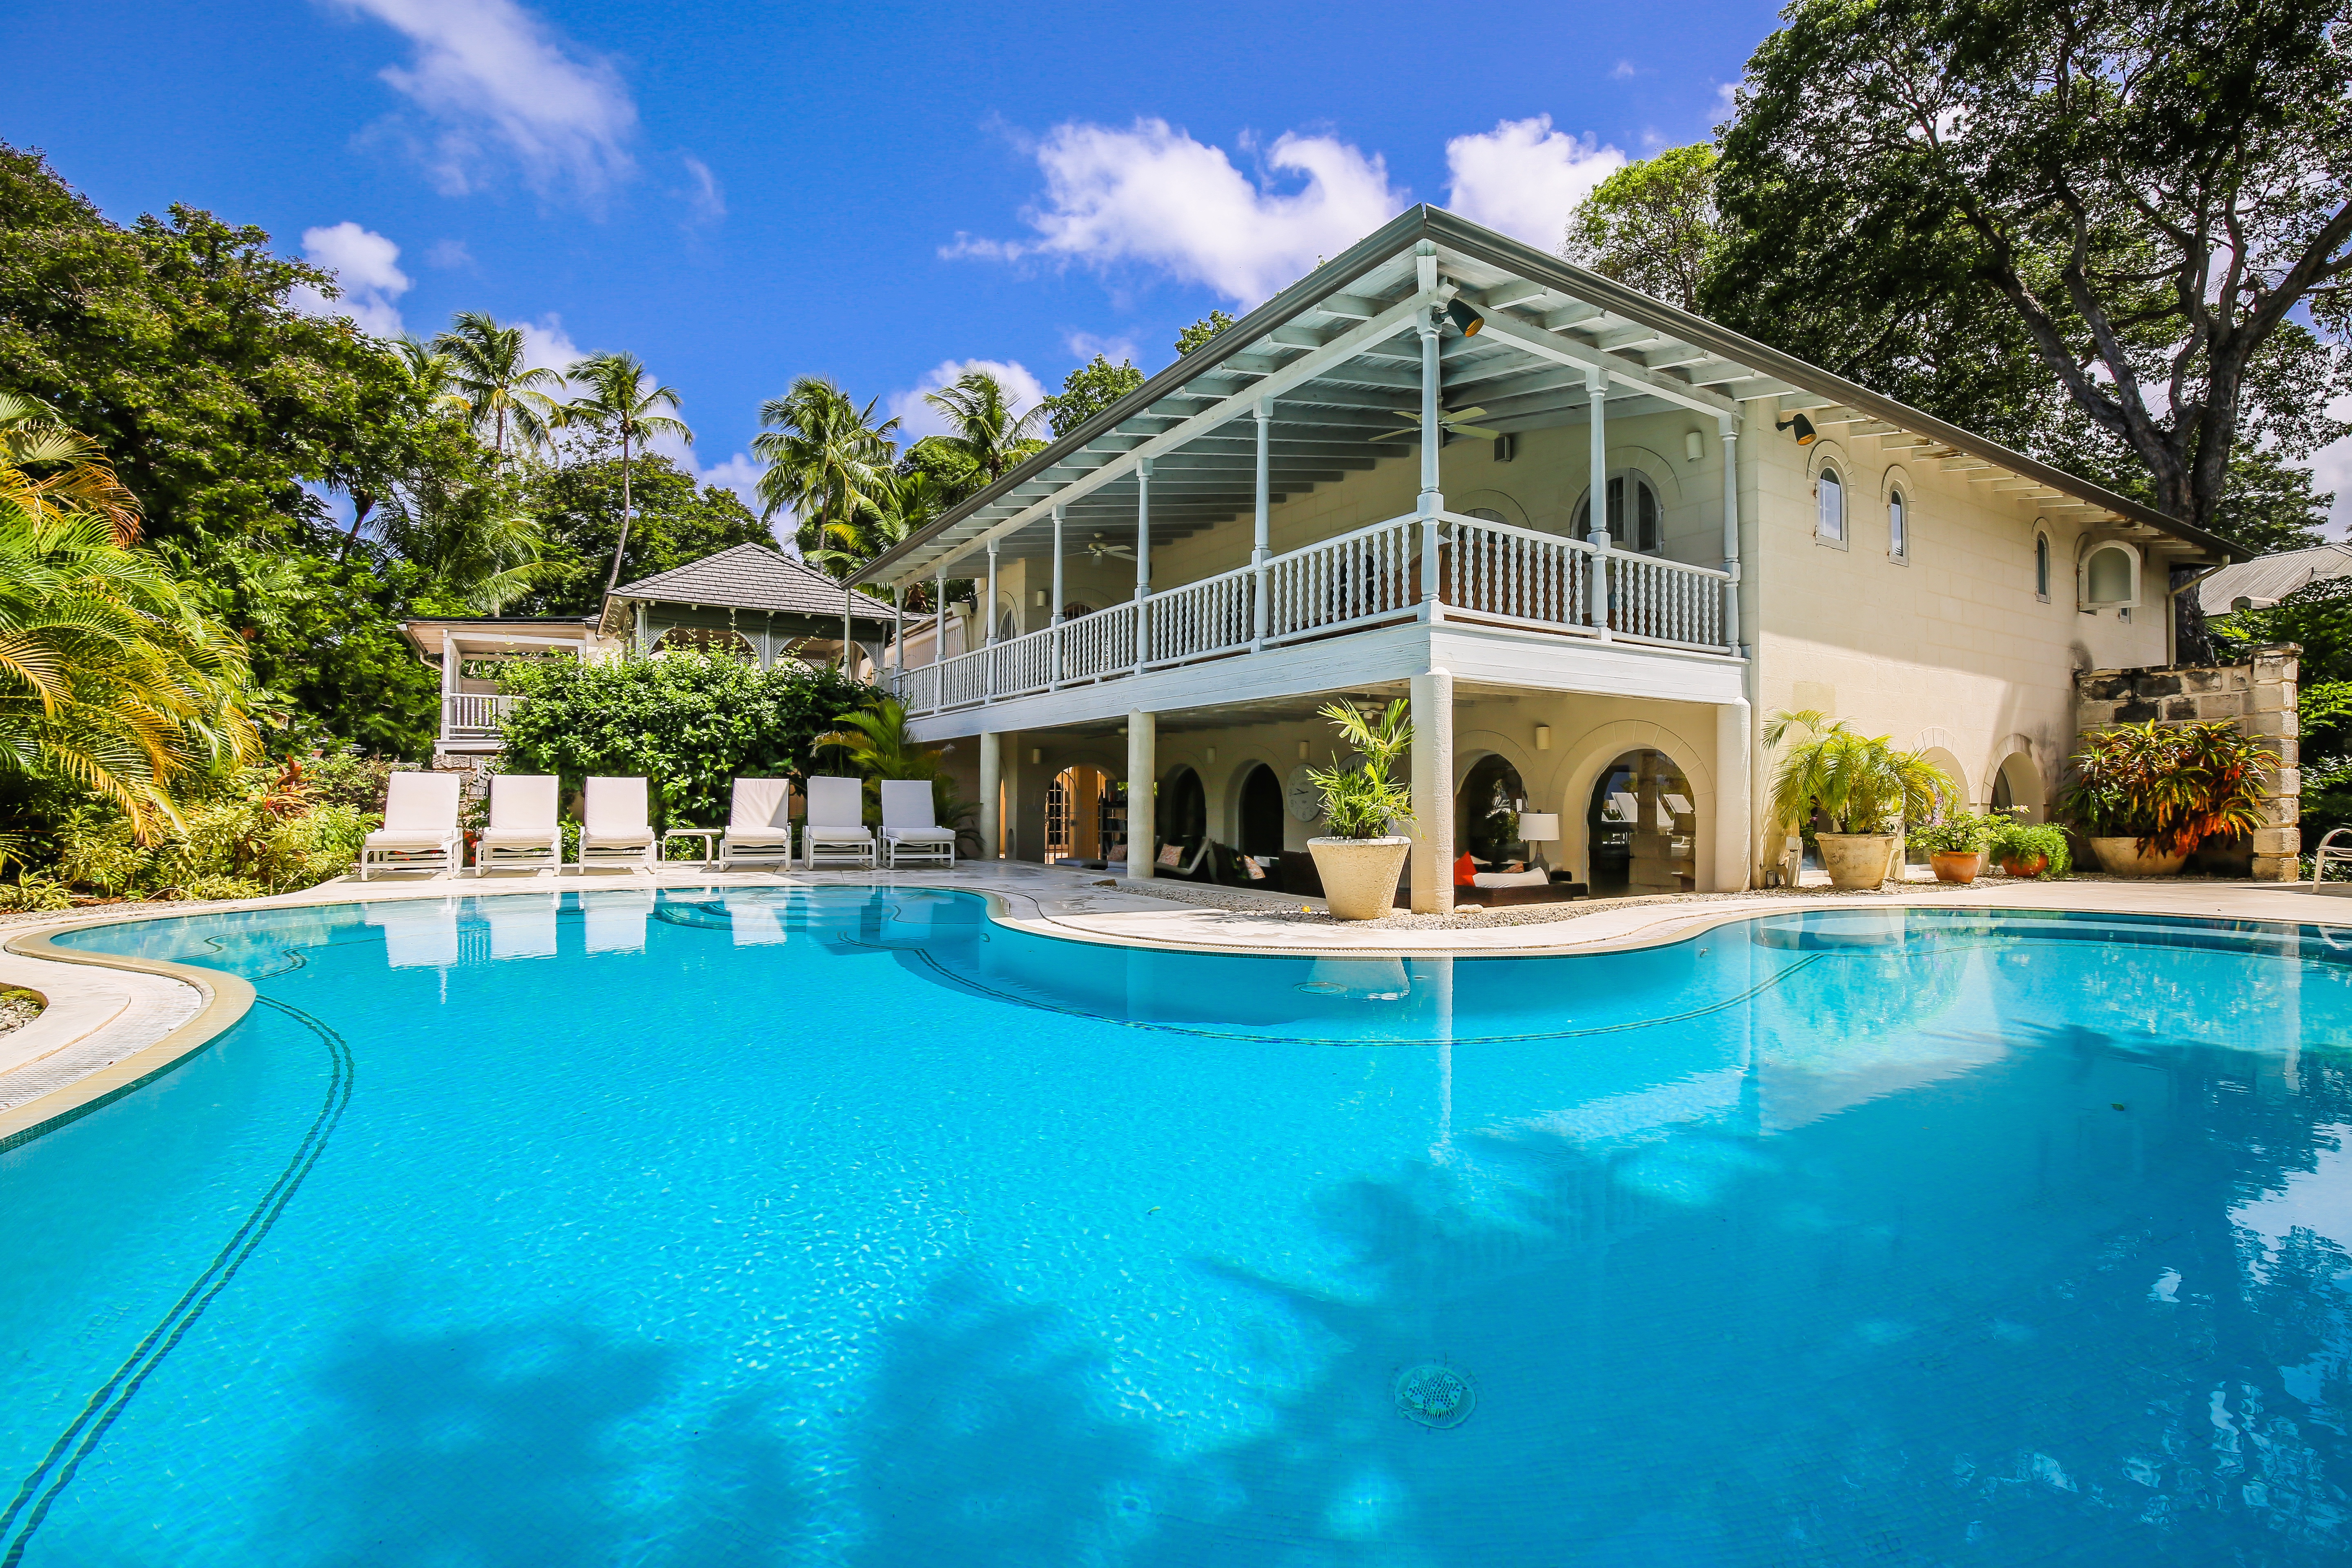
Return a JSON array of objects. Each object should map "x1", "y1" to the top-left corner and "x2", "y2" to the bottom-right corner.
[{"x1": 0, "y1": 862, "x2": 2342, "y2": 1147}]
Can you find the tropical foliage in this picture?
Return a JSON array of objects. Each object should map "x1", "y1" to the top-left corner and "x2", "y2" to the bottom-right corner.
[
  {"x1": 1909, "y1": 810, "x2": 1997, "y2": 856},
  {"x1": 434, "y1": 312, "x2": 561, "y2": 463},
  {"x1": 813, "y1": 696, "x2": 979, "y2": 844},
  {"x1": 54, "y1": 753, "x2": 387, "y2": 900},
  {"x1": 1306, "y1": 699, "x2": 1414, "y2": 839},
  {"x1": 558, "y1": 352, "x2": 691, "y2": 597},
  {"x1": 1042, "y1": 354, "x2": 1145, "y2": 437},
  {"x1": 1990, "y1": 817, "x2": 2074, "y2": 877},
  {"x1": 1764, "y1": 710, "x2": 1953, "y2": 835},
  {"x1": 1562, "y1": 145, "x2": 1722, "y2": 311},
  {"x1": 494, "y1": 649, "x2": 872, "y2": 829},
  {"x1": 2059, "y1": 719, "x2": 2274, "y2": 855}
]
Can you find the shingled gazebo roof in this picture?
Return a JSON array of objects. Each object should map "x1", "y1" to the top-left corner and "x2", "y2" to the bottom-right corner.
[{"x1": 599, "y1": 543, "x2": 895, "y2": 635}]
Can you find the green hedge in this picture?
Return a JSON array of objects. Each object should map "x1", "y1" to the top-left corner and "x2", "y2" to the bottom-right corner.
[{"x1": 494, "y1": 651, "x2": 876, "y2": 827}]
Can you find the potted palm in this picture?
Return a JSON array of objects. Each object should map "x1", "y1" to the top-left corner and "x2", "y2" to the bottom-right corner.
[
  {"x1": 1766, "y1": 710, "x2": 1954, "y2": 891},
  {"x1": 2059, "y1": 719, "x2": 2272, "y2": 877},
  {"x1": 1305, "y1": 699, "x2": 1414, "y2": 920},
  {"x1": 1911, "y1": 811, "x2": 1994, "y2": 883}
]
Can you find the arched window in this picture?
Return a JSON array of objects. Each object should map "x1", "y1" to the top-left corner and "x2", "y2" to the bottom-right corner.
[
  {"x1": 1815, "y1": 466, "x2": 1845, "y2": 543},
  {"x1": 1571, "y1": 471, "x2": 1664, "y2": 553},
  {"x1": 2080, "y1": 541, "x2": 2140, "y2": 608},
  {"x1": 2034, "y1": 531, "x2": 2052, "y2": 600},
  {"x1": 1887, "y1": 488, "x2": 1908, "y2": 561}
]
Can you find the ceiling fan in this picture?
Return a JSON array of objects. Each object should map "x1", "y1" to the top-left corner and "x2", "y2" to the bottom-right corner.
[
  {"x1": 1370, "y1": 406, "x2": 1501, "y2": 442},
  {"x1": 1084, "y1": 533, "x2": 1135, "y2": 561}
]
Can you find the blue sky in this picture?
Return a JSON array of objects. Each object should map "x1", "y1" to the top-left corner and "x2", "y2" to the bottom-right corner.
[
  {"x1": 13, "y1": 0, "x2": 1780, "y2": 509},
  {"x1": 23, "y1": 0, "x2": 2346, "y2": 528}
]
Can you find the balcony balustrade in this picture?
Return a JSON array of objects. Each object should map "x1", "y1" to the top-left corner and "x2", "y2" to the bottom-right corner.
[{"x1": 895, "y1": 511, "x2": 1733, "y2": 717}]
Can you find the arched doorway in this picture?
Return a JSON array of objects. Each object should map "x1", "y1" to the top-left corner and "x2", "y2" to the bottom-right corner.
[
  {"x1": 1158, "y1": 766, "x2": 1206, "y2": 855},
  {"x1": 1989, "y1": 752, "x2": 2045, "y2": 823},
  {"x1": 1586, "y1": 749, "x2": 1696, "y2": 897},
  {"x1": 1046, "y1": 767, "x2": 1126, "y2": 864},
  {"x1": 1237, "y1": 764, "x2": 1284, "y2": 857},
  {"x1": 1458, "y1": 754, "x2": 1534, "y2": 868}
]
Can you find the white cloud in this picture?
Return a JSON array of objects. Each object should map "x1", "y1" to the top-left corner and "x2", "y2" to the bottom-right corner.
[
  {"x1": 1611, "y1": 60, "x2": 1638, "y2": 80},
  {"x1": 337, "y1": 0, "x2": 638, "y2": 202},
  {"x1": 948, "y1": 119, "x2": 1406, "y2": 305},
  {"x1": 680, "y1": 154, "x2": 725, "y2": 223},
  {"x1": 516, "y1": 312, "x2": 584, "y2": 375},
  {"x1": 888, "y1": 359, "x2": 1049, "y2": 439},
  {"x1": 423, "y1": 237, "x2": 473, "y2": 269},
  {"x1": 1444, "y1": 116, "x2": 1626, "y2": 251},
  {"x1": 286, "y1": 221, "x2": 410, "y2": 336},
  {"x1": 1713, "y1": 82, "x2": 1740, "y2": 124},
  {"x1": 1064, "y1": 330, "x2": 1140, "y2": 366}
]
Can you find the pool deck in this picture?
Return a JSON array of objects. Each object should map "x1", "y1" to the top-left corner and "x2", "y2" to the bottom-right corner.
[{"x1": 1, "y1": 858, "x2": 2343, "y2": 1145}]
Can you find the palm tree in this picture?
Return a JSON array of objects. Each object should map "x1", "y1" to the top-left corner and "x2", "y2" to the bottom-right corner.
[
  {"x1": 0, "y1": 394, "x2": 141, "y2": 546},
  {"x1": 804, "y1": 468, "x2": 952, "y2": 588},
  {"x1": 432, "y1": 312, "x2": 563, "y2": 463},
  {"x1": 0, "y1": 506, "x2": 260, "y2": 837},
  {"x1": 751, "y1": 377, "x2": 899, "y2": 578},
  {"x1": 812, "y1": 696, "x2": 978, "y2": 848},
  {"x1": 557, "y1": 352, "x2": 691, "y2": 598},
  {"x1": 921, "y1": 370, "x2": 1045, "y2": 484}
]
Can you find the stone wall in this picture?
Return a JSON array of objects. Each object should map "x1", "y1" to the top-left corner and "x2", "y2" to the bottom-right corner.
[{"x1": 2073, "y1": 643, "x2": 2299, "y2": 880}]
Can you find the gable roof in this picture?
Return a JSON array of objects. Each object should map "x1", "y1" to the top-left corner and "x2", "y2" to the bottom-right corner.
[
  {"x1": 2196, "y1": 541, "x2": 2352, "y2": 612},
  {"x1": 604, "y1": 543, "x2": 895, "y2": 627},
  {"x1": 848, "y1": 204, "x2": 2244, "y2": 590}
]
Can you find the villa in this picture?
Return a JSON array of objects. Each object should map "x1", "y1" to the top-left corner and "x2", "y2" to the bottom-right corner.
[{"x1": 844, "y1": 205, "x2": 2282, "y2": 902}]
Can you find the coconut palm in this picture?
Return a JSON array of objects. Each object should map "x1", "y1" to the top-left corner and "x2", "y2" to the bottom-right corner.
[
  {"x1": 752, "y1": 377, "x2": 900, "y2": 577},
  {"x1": 812, "y1": 695, "x2": 978, "y2": 846},
  {"x1": 804, "y1": 468, "x2": 952, "y2": 588},
  {"x1": 557, "y1": 352, "x2": 691, "y2": 597},
  {"x1": 921, "y1": 370, "x2": 1045, "y2": 484},
  {"x1": 0, "y1": 394, "x2": 141, "y2": 546},
  {"x1": 0, "y1": 507, "x2": 260, "y2": 836},
  {"x1": 432, "y1": 312, "x2": 563, "y2": 462}
]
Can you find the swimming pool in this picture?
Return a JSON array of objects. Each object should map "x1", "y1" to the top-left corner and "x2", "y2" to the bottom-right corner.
[{"x1": 2, "y1": 889, "x2": 2347, "y2": 1564}]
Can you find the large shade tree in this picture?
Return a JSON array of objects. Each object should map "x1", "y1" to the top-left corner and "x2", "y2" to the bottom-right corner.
[{"x1": 1707, "y1": 0, "x2": 2352, "y2": 546}]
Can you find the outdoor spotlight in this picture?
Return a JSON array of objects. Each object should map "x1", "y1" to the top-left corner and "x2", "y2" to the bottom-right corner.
[
  {"x1": 1445, "y1": 298, "x2": 1486, "y2": 337},
  {"x1": 1776, "y1": 413, "x2": 1818, "y2": 445}
]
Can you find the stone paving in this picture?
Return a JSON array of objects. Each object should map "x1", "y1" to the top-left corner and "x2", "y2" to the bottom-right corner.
[{"x1": 1, "y1": 856, "x2": 2345, "y2": 1142}]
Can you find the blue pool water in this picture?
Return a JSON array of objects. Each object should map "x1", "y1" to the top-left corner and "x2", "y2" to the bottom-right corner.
[{"x1": 2, "y1": 890, "x2": 2349, "y2": 1565}]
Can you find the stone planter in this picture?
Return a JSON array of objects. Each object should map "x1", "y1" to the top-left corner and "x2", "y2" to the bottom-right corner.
[
  {"x1": 1816, "y1": 833, "x2": 1897, "y2": 891},
  {"x1": 2090, "y1": 836, "x2": 2187, "y2": 877},
  {"x1": 1308, "y1": 836, "x2": 1411, "y2": 920},
  {"x1": 1996, "y1": 852, "x2": 2049, "y2": 879},
  {"x1": 1929, "y1": 850, "x2": 1984, "y2": 884}
]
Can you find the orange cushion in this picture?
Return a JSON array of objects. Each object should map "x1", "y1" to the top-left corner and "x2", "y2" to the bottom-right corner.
[{"x1": 1454, "y1": 851, "x2": 1479, "y2": 887}]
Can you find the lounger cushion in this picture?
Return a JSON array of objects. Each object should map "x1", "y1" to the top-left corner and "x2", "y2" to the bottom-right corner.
[
  {"x1": 580, "y1": 831, "x2": 654, "y2": 846},
  {"x1": 884, "y1": 827, "x2": 956, "y2": 842},
  {"x1": 363, "y1": 831, "x2": 456, "y2": 849},
  {"x1": 724, "y1": 826, "x2": 794, "y2": 843},
  {"x1": 476, "y1": 828, "x2": 559, "y2": 847},
  {"x1": 806, "y1": 826, "x2": 874, "y2": 840}
]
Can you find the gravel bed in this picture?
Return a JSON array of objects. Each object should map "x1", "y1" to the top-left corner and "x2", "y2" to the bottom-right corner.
[{"x1": 0, "y1": 987, "x2": 39, "y2": 1036}]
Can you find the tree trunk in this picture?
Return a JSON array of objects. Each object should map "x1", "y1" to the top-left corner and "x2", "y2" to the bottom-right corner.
[
  {"x1": 605, "y1": 430, "x2": 633, "y2": 598},
  {"x1": 339, "y1": 493, "x2": 376, "y2": 562}
]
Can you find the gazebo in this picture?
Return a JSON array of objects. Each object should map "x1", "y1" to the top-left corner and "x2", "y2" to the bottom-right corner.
[{"x1": 599, "y1": 543, "x2": 897, "y2": 671}]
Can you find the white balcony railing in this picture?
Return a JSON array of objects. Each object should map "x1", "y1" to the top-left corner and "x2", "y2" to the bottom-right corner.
[
  {"x1": 892, "y1": 510, "x2": 1733, "y2": 716},
  {"x1": 441, "y1": 693, "x2": 522, "y2": 739}
]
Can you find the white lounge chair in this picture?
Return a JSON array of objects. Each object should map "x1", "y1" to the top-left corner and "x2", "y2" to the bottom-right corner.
[
  {"x1": 802, "y1": 775, "x2": 876, "y2": 869},
  {"x1": 718, "y1": 777, "x2": 796, "y2": 871},
  {"x1": 880, "y1": 779, "x2": 956, "y2": 868},
  {"x1": 359, "y1": 771, "x2": 463, "y2": 880},
  {"x1": 575, "y1": 776, "x2": 656, "y2": 873},
  {"x1": 472, "y1": 774, "x2": 562, "y2": 875}
]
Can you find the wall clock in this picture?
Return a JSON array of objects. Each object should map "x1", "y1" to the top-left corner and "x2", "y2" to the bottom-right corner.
[{"x1": 1285, "y1": 764, "x2": 1323, "y2": 822}]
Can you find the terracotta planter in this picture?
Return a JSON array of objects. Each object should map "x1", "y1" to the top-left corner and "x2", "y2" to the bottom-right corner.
[
  {"x1": 2090, "y1": 836, "x2": 2187, "y2": 877},
  {"x1": 1996, "y1": 852, "x2": 2048, "y2": 879},
  {"x1": 1307, "y1": 835, "x2": 1411, "y2": 920},
  {"x1": 1816, "y1": 832, "x2": 1898, "y2": 891},
  {"x1": 1929, "y1": 850, "x2": 1984, "y2": 884}
]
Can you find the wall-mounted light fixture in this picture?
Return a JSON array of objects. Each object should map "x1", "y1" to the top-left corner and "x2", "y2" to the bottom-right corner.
[
  {"x1": 1535, "y1": 724, "x2": 1552, "y2": 751},
  {"x1": 1033, "y1": 589, "x2": 1047, "y2": 607},
  {"x1": 1445, "y1": 298, "x2": 1486, "y2": 337},
  {"x1": 1205, "y1": 746, "x2": 1216, "y2": 763},
  {"x1": 1776, "y1": 413, "x2": 1818, "y2": 445},
  {"x1": 1029, "y1": 748, "x2": 1042, "y2": 765},
  {"x1": 1492, "y1": 432, "x2": 1517, "y2": 463},
  {"x1": 1685, "y1": 430, "x2": 1704, "y2": 462},
  {"x1": 1297, "y1": 739, "x2": 1310, "y2": 760}
]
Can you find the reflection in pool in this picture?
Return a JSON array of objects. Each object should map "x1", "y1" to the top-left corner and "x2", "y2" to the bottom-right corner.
[{"x1": 2, "y1": 890, "x2": 2349, "y2": 1565}]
